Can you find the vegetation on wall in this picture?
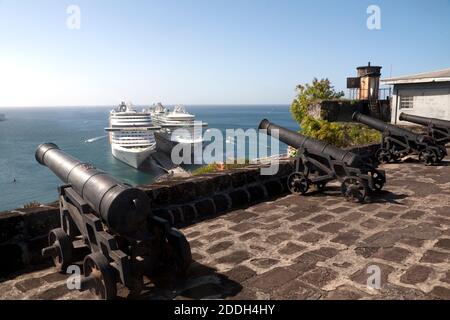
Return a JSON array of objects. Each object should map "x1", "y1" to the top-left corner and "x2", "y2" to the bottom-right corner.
[
  {"x1": 192, "y1": 160, "x2": 251, "y2": 175},
  {"x1": 290, "y1": 78, "x2": 381, "y2": 148}
]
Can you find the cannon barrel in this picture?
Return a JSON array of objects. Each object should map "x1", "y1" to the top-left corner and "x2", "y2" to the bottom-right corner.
[
  {"x1": 399, "y1": 113, "x2": 450, "y2": 129},
  {"x1": 352, "y1": 112, "x2": 428, "y2": 143},
  {"x1": 259, "y1": 119, "x2": 362, "y2": 167},
  {"x1": 35, "y1": 143, "x2": 150, "y2": 238}
]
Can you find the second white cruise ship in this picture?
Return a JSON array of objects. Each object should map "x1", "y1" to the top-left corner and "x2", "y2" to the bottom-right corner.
[
  {"x1": 150, "y1": 103, "x2": 208, "y2": 160},
  {"x1": 105, "y1": 102, "x2": 160, "y2": 169}
]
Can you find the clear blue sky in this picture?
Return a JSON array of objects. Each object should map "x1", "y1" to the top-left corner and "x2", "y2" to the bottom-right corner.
[{"x1": 1, "y1": 0, "x2": 449, "y2": 106}]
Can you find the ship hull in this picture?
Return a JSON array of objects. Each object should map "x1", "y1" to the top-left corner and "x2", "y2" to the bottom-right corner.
[
  {"x1": 111, "y1": 145, "x2": 156, "y2": 169},
  {"x1": 154, "y1": 132, "x2": 205, "y2": 164}
]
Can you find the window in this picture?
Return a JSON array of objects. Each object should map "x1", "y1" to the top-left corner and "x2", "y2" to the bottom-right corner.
[{"x1": 399, "y1": 96, "x2": 414, "y2": 109}]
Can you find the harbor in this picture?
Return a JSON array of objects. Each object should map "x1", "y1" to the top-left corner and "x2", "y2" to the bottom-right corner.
[{"x1": 0, "y1": 105, "x2": 296, "y2": 212}]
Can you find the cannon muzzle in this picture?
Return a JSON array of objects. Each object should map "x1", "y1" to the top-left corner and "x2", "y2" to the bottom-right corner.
[
  {"x1": 36, "y1": 143, "x2": 150, "y2": 238},
  {"x1": 259, "y1": 119, "x2": 362, "y2": 167}
]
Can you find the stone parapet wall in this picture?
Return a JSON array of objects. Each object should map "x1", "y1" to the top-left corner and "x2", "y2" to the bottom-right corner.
[
  {"x1": 0, "y1": 160, "x2": 294, "y2": 278},
  {"x1": 309, "y1": 100, "x2": 391, "y2": 123}
]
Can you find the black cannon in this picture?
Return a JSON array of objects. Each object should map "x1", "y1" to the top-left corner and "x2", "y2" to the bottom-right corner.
[
  {"x1": 36, "y1": 143, "x2": 191, "y2": 299},
  {"x1": 400, "y1": 113, "x2": 450, "y2": 145},
  {"x1": 352, "y1": 112, "x2": 447, "y2": 165},
  {"x1": 259, "y1": 119, "x2": 386, "y2": 203}
]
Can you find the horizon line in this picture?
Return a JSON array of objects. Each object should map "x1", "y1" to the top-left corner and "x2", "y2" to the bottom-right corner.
[{"x1": 0, "y1": 103, "x2": 292, "y2": 108}]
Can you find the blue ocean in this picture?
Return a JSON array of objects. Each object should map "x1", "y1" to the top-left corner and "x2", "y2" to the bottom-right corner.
[{"x1": 0, "y1": 105, "x2": 297, "y2": 212}]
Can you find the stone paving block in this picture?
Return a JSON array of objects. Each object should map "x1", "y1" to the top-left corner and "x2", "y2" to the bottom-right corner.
[
  {"x1": 33, "y1": 284, "x2": 70, "y2": 300},
  {"x1": 340, "y1": 212, "x2": 364, "y2": 223},
  {"x1": 249, "y1": 258, "x2": 279, "y2": 269},
  {"x1": 224, "y1": 210, "x2": 258, "y2": 224},
  {"x1": 398, "y1": 237, "x2": 425, "y2": 248},
  {"x1": 216, "y1": 251, "x2": 250, "y2": 265},
  {"x1": 239, "y1": 232, "x2": 260, "y2": 241},
  {"x1": 285, "y1": 211, "x2": 315, "y2": 221},
  {"x1": 434, "y1": 206, "x2": 450, "y2": 218},
  {"x1": 400, "y1": 265, "x2": 433, "y2": 285},
  {"x1": 430, "y1": 286, "x2": 450, "y2": 300},
  {"x1": 400, "y1": 210, "x2": 426, "y2": 220},
  {"x1": 440, "y1": 271, "x2": 450, "y2": 284},
  {"x1": 206, "y1": 241, "x2": 234, "y2": 254},
  {"x1": 324, "y1": 285, "x2": 368, "y2": 300},
  {"x1": 309, "y1": 214, "x2": 334, "y2": 224},
  {"x1": 372, "y1": 247, "x2": 412, "y2": 263},
  {"x1": 266, "y1": 232, "x2": 292, "y2": 245},
  {"x1": 298, "y1": 232, "x2": 324, "y2": 243},
  {"x1": 318, "y1": 222, "x2": 346, "y2": 233},
  {"x1": 15, "y1": 278, "x2": 46, "y2": 293},
  {"x1": 351, "y1": 263, "x2": 395, "y2": 288},
  {"x1": 375, "y1": 211, "x2": 397, "y2": 220},
  {"x1": 203, "y1": 231, "x2": 232, "y2": 242},
  {"x1": 308, "y1": 247, "x2": 340, "y2": 259},
  {"x1": 224, "y1": 266, "x2": 257, "y2": 283},
  {"x1": 246, "y1": 267, "x2": 298, "y2": 292},
  {"x1": 290, "y1": 223, "x2": 314, "y2": 233},
  {"x1": 299, "y1": 267, "x2": 338, "y2": 288},
  {"x1": 273, "y1": 280, "x2": 323, "y2": 300},
  {"x1": 330, "y1": 207, "x2": 353, "y2": 214},
  {"x1": 420, "y1": 250, "x2": 450, "y2": 263},
  {"x1": 434, "y1": 238, "x2": 450, "y2": 251},
  {"x1": 331, "y1": 230, "x2": 362, "y2": 246},
  {"x1": 354, "y1": 247, "x2": 379, "y2": 258},
  {"x1": 42, "y1": 272, "x2": 67, "y2": 284},
  {"x1": 278, "y1": 242, "x2": 306, "y2": 255}
]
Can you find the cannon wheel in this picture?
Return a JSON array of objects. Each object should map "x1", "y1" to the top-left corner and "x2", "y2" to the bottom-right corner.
[
  {"x1": 166, "y1": 229, "x2": 192, "y2": 276},
  {"x1": 371, "y1": 171, "x2": 385, "y2": 191},
  {"x1": 375, "y1": 148, "x2": 392, "y2": 164},
  {"x1": 83, "y1": 253, "x2": 117, "y2": 300},
  {"x1": 47, "y1": 228, "x2": 73, "y2": 272},
  {"x1": 419, "y1": 149, "x2": 438, "y2": 166},
  {"x1": 287, "y1": 172, "x2": 310, "y2": 195},
  {"x1": 341, "y1": 177, "x2": 367, "y2": 203}
]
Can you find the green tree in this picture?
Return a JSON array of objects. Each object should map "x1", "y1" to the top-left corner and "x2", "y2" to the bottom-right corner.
[
  {"x1": 290, "y1": 78, "x2": 380, "y2": 148},
  {"x1": 291, "y1": 78, "x2": 344, "y2": 124}
]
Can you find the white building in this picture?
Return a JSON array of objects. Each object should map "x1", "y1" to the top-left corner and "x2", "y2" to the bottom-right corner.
[{"x1": 382, "y1": 68, "x2": 450, "y2": 125}]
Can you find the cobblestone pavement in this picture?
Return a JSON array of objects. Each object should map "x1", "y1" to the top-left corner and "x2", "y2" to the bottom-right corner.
[{"x1": 2, "y1": 159, "x2": 450, "y2": 300}]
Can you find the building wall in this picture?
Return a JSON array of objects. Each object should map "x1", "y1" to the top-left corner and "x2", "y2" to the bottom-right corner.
[{"x1": 391, "y1": 82, "x2": 450, "y2": 124}]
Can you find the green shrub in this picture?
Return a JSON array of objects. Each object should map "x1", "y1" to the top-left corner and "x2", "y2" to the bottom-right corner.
[{"x1": 192, "y1": 160, "x2": 251, "y2": 175}]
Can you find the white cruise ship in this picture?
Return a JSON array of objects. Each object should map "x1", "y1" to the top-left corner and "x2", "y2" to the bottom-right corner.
[
  {"x1": 150, "y1": 104, "x2": 208, "y2": 159},
  {"x1": 105, "y1": 102, "x2": 160, "y2": 169}
]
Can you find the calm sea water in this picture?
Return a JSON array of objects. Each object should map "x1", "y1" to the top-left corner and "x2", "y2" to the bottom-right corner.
[{"x1": 0, "y1": 105, "x2": 297, "y2": 212}]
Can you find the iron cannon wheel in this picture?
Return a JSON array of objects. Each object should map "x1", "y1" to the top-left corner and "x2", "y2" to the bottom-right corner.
[
  {"x1": 83, "y1": 252, "x2": 117, "y2": 300},
  {"x1": 287, "y1": 172, "x2": 310, "y2": 195},
  {"x1": 341, "y1": 177, "x2": 367, "y2": 203},
  {"x1": 375, "y1": 148, "x2": 392, "y2": 164},
  {"x1": 167, "y1": 229, "x2": 192, "y2": 276},
  {"x1": 48, "y1": 228, "x2": 73, "y2": 272},
  {"x1": 419, "y1": 149, "x2": 438, "y2": 166},
  {"x1": 371, "y1": 171, "x2": 385, "y2": 191},
  {"x1": 437, "y1": 145, "x2": 447, "y2": 162}
]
